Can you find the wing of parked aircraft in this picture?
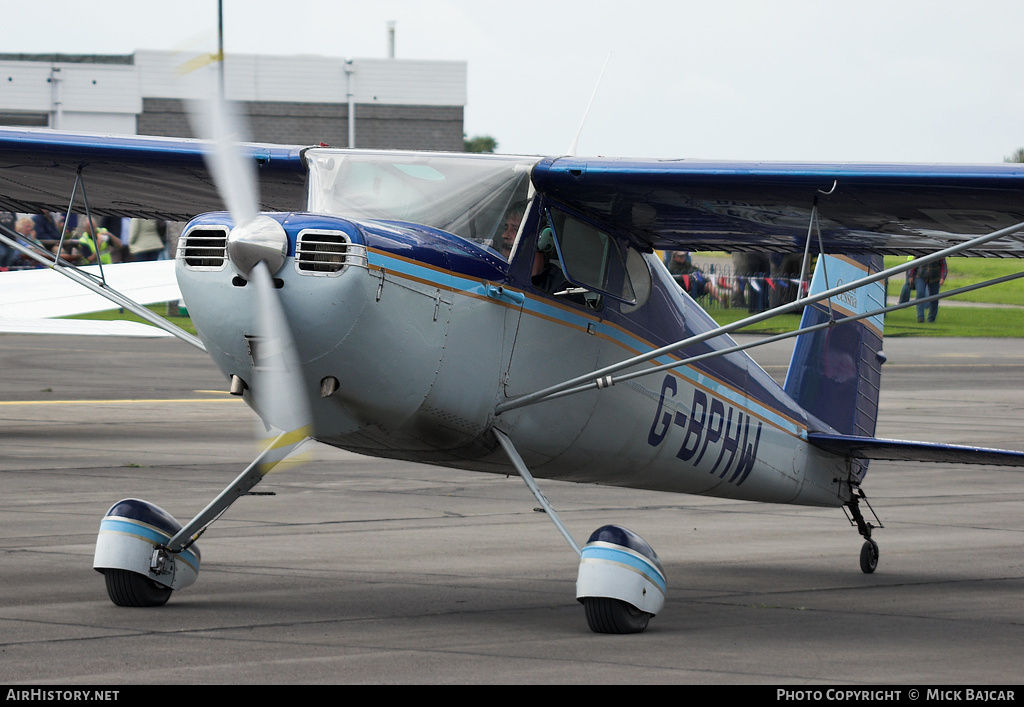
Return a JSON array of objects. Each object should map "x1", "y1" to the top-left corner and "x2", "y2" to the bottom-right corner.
[
  {"x1": 0, "y1": 260, "x2": 179, "y2": 336},
  {"x1": 0, "y1": 260, "x2": 180, "y2": 318}
]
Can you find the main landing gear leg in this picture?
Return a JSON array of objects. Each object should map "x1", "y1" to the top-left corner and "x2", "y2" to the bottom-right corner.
[
  {"x1": 93, "y1": 431, "x2": 306, "y2": 606},
  {"x1": 492, "y1": 428, "x2": 666, "y2": 634},
  {"x1": 844, "y1": 487, "x2": 883, "y2": 574}
]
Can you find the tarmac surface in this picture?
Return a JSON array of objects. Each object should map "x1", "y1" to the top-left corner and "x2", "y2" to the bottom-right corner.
[{"x1": 1, "y1": 333, "x2": 1022, "y2": 685}]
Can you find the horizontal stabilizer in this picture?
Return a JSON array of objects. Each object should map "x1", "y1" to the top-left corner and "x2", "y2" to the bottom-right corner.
[{"x1": 808, "y1": 432, "x2": 1024, "y2": 468}]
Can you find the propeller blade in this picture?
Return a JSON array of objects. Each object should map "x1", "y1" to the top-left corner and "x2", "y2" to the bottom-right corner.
[
  {"x1": 188, "y1": 89, "x2": 260, "y2": 225},
  {"x1": 176, "y1": 51, "x2": 259, "y2": 227},
  {"x1": 248, "y1": 260, "x2": 314, "y2": 472},
  {"x1": 190, "y1": 92, "x2": 259, "y2": 227},
  {"x1": 176, "y1": 52, "x2": 311, "y2": 468}
]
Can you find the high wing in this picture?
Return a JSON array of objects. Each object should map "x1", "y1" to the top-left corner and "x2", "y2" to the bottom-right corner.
[
  {"x1": 0, "y1": 127, "x2": 307, "y2": 335},
  {"x1": 532, "y1": 156, "x2": 1024, "y2": 257},
  {"x1": 2, "y1": 129, "x2": 1022, "y2": 338},
  {"x1": 5, "y1": 127, "x2": 1024, "y2": 256},
  {"x1": 0, "y1": 127, "x2": 306, "y2": 220}
]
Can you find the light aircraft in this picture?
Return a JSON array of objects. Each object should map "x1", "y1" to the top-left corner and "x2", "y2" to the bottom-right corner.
[{"x1": 2, "y1": 124, "x2": 1024, "y2": 634}]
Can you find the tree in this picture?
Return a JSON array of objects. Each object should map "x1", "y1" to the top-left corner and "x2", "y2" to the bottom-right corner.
[
  {"x1": 464, "y1": 135, "x2": 498, "y2": 153},
  {"x1": 1004, "y1": 148, "x2": 1024, "y2": 163}
]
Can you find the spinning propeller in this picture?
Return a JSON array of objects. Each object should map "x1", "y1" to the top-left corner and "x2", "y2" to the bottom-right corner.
[
  {"x1": 189, "y1": 73, "x2": 314, "y2": 463},
  {"x1": 94, "y1": 61, "x2": 314, "y2": 607}
]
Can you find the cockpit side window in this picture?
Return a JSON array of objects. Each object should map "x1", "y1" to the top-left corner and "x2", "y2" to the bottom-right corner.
[{"x1": 539, "y1": 207, "x2": 648, "y2": 308}]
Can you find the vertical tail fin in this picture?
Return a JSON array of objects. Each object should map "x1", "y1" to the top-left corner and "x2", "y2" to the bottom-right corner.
[{"x1": 784, "y1": 254, "x2": 886, "y2": 438}]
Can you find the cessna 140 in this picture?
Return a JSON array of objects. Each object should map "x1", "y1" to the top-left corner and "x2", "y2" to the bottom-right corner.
[{"x1": 2, "y1": 123, "x2": 1024, "y2": 634}]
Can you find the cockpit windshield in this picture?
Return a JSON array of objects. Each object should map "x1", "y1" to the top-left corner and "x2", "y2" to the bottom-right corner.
[{"x1": 304, "y1": 148, "x2": 538, "y2": 257}]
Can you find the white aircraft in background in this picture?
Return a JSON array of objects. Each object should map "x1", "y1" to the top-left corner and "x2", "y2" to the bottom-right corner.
[{"x1": 0, "y1": 259, "x2": 179, "y2": 336}]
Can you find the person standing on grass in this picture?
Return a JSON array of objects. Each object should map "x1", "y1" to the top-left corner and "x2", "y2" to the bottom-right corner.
[{"x1": 910, "y1": 258, "x2": 947, "y2": 323}]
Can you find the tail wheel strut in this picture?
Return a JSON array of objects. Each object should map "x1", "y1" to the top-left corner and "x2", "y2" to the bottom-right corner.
[{"x1": 844, "y1": 487, "x2": 883, "y2": 574}]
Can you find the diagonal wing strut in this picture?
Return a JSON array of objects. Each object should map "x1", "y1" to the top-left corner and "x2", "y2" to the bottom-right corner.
[{"x1": 495, "y1": 218, "x2": 1024, "y2": 414}]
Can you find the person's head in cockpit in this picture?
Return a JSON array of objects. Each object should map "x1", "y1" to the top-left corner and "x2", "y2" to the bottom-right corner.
[{"x1": 496, "y1": 201, "x2": 526, "y2": 258}]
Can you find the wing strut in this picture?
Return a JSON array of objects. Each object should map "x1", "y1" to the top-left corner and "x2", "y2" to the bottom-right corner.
[
  {"x1": 522, "y1": 269, "x2": 1024, "y2": 408},
  {"x1": 63, "y1": 166, "x2": 108, "y2": 286},
  {"x1": 493, "y1": 428, "x2": 581, "y2": 556},
  {"x1": 496, "y1": 218, "x2": 1024, "y2": 414},
  {"x1": 799, "y1": 187, "x2": 838, "y2": 322}
]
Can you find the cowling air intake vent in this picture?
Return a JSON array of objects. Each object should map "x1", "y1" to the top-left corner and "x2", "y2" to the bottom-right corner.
[
  {"x1": 180, "y1": 227, "x2": 228, "y2": 269},
  {"x1": 295, "y1": 230, "x2": 350, "y2": 275}
]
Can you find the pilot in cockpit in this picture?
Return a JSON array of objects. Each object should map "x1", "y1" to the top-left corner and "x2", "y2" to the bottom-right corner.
[{"x1": 494, "y1": 201, "x2": 526, "y2": 259}]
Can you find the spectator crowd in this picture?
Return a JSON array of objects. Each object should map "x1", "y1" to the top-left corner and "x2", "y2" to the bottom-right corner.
[{"x1": 0, "y1": 211, "x2": 180, "y2": 270}]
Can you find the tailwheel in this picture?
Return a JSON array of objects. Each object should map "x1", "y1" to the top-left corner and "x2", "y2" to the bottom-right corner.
[
  {"x1": 103, "y1": 568, "x2": 172, "y2": 607},
  {"x1": 844, "y1": 487, "x2": 883, "y2": 574},
  {"x1": 860, "y1": 539, "x2": 879, "y2": 574},
  {"x1": 583, "y1": 597, "x2": 651, "y2": 634}
]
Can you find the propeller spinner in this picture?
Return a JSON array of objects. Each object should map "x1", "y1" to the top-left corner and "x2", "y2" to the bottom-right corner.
[{"x1": 227, "y1": 215, "x2": 290, "y2": 279}]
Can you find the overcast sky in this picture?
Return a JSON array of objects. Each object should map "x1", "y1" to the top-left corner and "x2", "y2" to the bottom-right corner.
[{"x1": 7, "y1": 0, "x2": 1024, "y2": 163}]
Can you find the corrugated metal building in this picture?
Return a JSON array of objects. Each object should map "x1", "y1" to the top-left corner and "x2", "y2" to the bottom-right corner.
[{"x1": 0, "y1": 50, "x2": 466, "y2": 150}]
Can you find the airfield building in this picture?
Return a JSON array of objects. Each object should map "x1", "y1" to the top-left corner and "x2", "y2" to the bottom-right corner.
[{"x1": 0, "y1": 50, "x2": 466, "y2": 151}]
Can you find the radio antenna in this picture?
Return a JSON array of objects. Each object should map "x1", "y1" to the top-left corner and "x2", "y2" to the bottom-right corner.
[{"x1": 566, "y1": 52, "x2": 612, "y2": 157}]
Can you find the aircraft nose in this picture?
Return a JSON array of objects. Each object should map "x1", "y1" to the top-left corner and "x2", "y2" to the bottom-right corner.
[{"x1": 227, "y1": 215, "x2": 289, "y2": 278}]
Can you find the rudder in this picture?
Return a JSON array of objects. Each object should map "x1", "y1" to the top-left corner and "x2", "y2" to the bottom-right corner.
[{"x1": 784, "y1": 254, "x2": 886, "y2": 439}]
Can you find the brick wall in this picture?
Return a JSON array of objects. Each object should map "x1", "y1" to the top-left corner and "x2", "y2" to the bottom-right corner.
[{"x1": 138, "y1": 98, "x2": 463, "y2": 150}]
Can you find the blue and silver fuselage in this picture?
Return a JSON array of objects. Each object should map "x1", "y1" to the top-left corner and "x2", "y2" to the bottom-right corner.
[
  {"x1": 176, "y1": 207, "x2": 851, "y2": 508},
  {"x1": 176, "y1": 149, "x2": 852, "y2": 508}
]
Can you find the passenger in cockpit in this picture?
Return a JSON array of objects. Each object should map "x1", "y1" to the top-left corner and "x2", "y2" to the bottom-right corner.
[
  {"x1": 531, "y1": 226, "x2": 592, "y2": 306},
  {"x1": 531, "y1": 226, "x2": 557, "y2": 283}
]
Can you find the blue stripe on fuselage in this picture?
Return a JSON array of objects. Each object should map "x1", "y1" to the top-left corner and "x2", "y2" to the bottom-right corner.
[{"x1": 366, "y1": 248, "x2": 806, "y2": 439}]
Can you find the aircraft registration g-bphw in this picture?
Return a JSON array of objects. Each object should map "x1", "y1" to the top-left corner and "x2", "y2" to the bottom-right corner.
[{"x1": 2, "y1": 126, "x2": 1024, "y2": 634}]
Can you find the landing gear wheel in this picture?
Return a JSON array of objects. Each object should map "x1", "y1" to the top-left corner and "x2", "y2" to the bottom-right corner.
[
  {"x1": 583, "y1": 597, "x2": 651, "y2": 634},
  {"x1": 860, "y1": 539, "x2": 879, "y2": 574},
  {"x1": 103, "y1": 569, "x2": 172, "y2": 607}
]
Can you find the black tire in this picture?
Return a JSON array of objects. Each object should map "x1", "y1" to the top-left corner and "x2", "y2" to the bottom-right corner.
[
  {"x1": 104, "y1": 569, "x2": 172, "y2": 607},
  {"x1": 860, "y1": 539, "x2": 879, "y2": 574},
  {"x1": 583, "y1": 597, "x2": 651, "y2": 634}
]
